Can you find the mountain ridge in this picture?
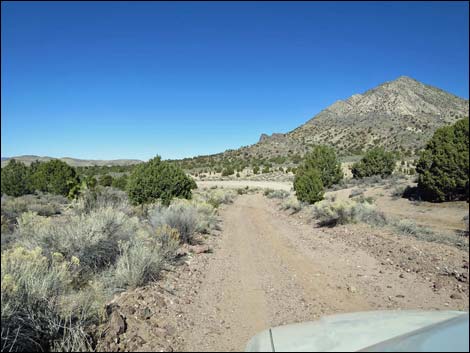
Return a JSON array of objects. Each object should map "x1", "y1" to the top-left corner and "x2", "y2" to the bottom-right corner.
[
  {"x1": 239, "y1": 76, "x2": 469, "y2": 159},
  {"x1": 1, "y1": 155, "x2": 143, "y2": 168}
]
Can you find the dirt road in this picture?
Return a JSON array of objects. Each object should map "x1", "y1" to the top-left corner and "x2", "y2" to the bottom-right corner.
[
  {"x1": 197, "y1": 180, "x2": 292, "y2": 191},
  {"x1": 179, "y1": 194, "x2": 467, "y2": 351}
]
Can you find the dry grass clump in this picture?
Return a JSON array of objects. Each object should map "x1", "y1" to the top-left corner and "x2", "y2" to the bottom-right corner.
[
  {"x1": 264, "y1": 189, "x2": 290, "y2": 199},
  {"x1": 113, "y1": 224, "x2": 179, "y2": 290},
  {"x1": 196, "y1": 188, "x2": 236, "y2": 208},
  {"x1": 69, "y1": 187, "x2": 131, "y2": 215},
  {"x1": 1, "y1": 188, "x2": 221, "y2": 350},
  {"x1": 1, "y1": 193, "x2": 67, "y2": 219},
  {"x1": 389, "y1": 218, "x2": 468, "y2": 250},
  {"x1": 1, "y1": 247, "x2": 104, "y2": 352},
  {"x1": 148, "y1": 198, "x2": 218, "y2": 243},
  {"x1": 15, "y1": 208, "x2": 140, "y2": 277},
  {"x1": 392, "y1": 219, "x2": 431, "y2": 236},
  {"x1": 313, "y1": 199, "x2": 387, "y2": 227},
  {"x1": 281, "y1": 196, "x2": 303, "y2": 213}
]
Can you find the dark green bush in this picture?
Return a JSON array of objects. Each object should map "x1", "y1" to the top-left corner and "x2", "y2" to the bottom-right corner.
[
  {"x1": 98, "y1": 174, "x2": 113, "y2": 187},
  {"x1": 351, "y1": 147, "x2": 397, "y2": 178},
  {"x1": 221, "y1": 167, "x2": 235, "y2": 176},
  {"x1": 300, "y1": 145, "x2": 343, "y2": 188},
  {"x1": 253, "y1": 166, "x2": 260, "y2": 174},
  {"x1": 1, "y1": 159, "x2": 32, "y2": 196},
  {"x1": 29, "y1": 160, "x2": 79, "y2": 197},
  {"x1": 416, "y1": 118, "x2": 469, "y2": 201},
  {"x1": 127, "y1": 156, "x2": 194, "y2": 205},
  {"x1": 294, "y1": 167, "x2": 324, "y2": 204},
  {"x1": 111, "y1": 174, "x2": 128, "y2": 190}
]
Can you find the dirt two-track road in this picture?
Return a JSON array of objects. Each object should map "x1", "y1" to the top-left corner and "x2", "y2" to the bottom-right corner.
[
  {"x1": 178, "y1": 194, "x2": 468, "y2": 351},
  {"x1": 99, "y1": 192, "x2": 468, "y2": 352}
]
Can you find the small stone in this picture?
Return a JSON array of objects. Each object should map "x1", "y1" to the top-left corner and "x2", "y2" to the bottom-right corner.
[
  {"x1": 399, "y1": 273, "x2": 405, "y2": 278},
  {"x1": 154, "y1": 327, "x2": 167, "y2": 338},
  {"x1": 108, "y1": 311, "x2": 127, "y2": 336},
  {"x1": 190, "y1": 245, "x2": 211, "y2": 254},
  {"x1": 450, "y1": 293, "x2": 463, "y2": 300},
  {"x1": 141, "y1": 307, "x2": 152, "y2": 320}
]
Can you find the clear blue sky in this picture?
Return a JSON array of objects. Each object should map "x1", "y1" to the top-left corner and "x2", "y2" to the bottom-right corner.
[{"x1": 2, "y1": 1, "x2": 468, "y2": 161}]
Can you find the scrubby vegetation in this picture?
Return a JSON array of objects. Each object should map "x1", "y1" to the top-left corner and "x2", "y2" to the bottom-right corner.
[
  {"x1": 1, "y1": 246, "x2": 102, "y2": 352},
  {"x1": 298, "y1": 146, "x2": 343, "y2": 188},
  {"x1": 196, "y1": 188, "x2": 236, "y2": 208},
  {"x1": 1, "y1": 159, "x2": 32, "y2": 197},
  {"x1": 280, "y1": 196, "x2": 303, "y2": 213},
  {"x1": 416, "y1": 118, "x2": 469, "y2": 202},
  {"x1": 294, "y1": 168, "x2": 324, "y2": 204},
  {"x1": 313, "y1": 198, "x2": 387, "y2": 227},
  {"x1": 127, "y1": 156, "x2": 195, "y2": 205},
  {"x1": 263, "y1": 189, "x2": 290, "y2": 199},
  {"x1": 351, "y1": 147, "x2": 397, "y2": 179},
  {"x1": 0, "y1": 184, "x2": 226, "y2": 351},
  {"x1": 30, "y1": 160, "x2": 81, "y2": 197},
  {"x1": 293, "y1": 145, "x2": 343, "y2": 204}
]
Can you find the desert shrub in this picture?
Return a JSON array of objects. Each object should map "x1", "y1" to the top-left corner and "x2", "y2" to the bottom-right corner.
[
  {"x1": 70, "y1": 187, "x2": 131, "y2": 215},
  {"x1": 82, "y1": 175, "x2": 98, "y2": 190},
  {"x1": 109, "y1": 224, "x2": 181, "y2": 291},
  {"x1": 351, "y1": 148, "x2": 397, "y2": 178},
  {"x1": 127, "y1": 156, "x2": 194, "y2": 206},
  {"x1": 154, "y1": 225, "x2": 182, "y2": 260},
  {"x1": 148, "y1": 201, "x2": 197, "y2": 244},
  {"x1": 313, "y1": 199, "x2": 387, "y2": 227},
  {"x1": 253, "y1": 166, "x2": 260, "y2": 174},
  {"x1": 416, "y1": 118, "x2": 469, "y2": 201},
  {"x1": 221, "y1": 167, "x2": 235, "y2": 176},
  {"x1": 15, "y1": 208, "x2": 140, "y2": 277},
  {"x1": 111, "y1": 174, "x2": 128, "y2": 190},
  {"x1": 1, "y1": 159, "x2": 32, "y2": 197},
  {"x1": 324, "y1": 193, "x2": 337, "y2": 202},
  {"x1": 1, "y1": 195, "x2": 28, "y2": 219},
  {"x1": 294, "y1": 168, "x2": 324, "y2": 204},
  {"x1": 1, "y1": 247, "x2": 102, "y2": 352},
  {"x1": 299, "y1": 145, "x2": 343, "y2": 188},
  {"x1": 192, "y1": 201, "x2": 218, "y2": 233},
  {"x1": 237, "y1": 187, "x2": 248, "y2": 195},
  {"x1": 98, "y1": 174, "x2": 113, "y2": 187},
  {"x1": 391, "y1": 185, "x2": 406, "y2": 199},
  {"x1": 280, "y1": 196, "x2": 303, "y2": 213},
  {"x1": 1, "y1": 193, "x2": 67, "y2": 220},
  {"x1": 388, "y1": 218, "x2": 468, "y2": 249},
  {"x1": 392, "y1": 219, "x2": 433, "y2": 236},
  {"x1": 204, "y1": 189, "x2": 236, "y2": 208},
  {"x1": 349, "y1": 188, "x2": 366, "y2": 199},
  {"x1": 262, "y1": 166, "x2": 270, "y2": 174},
  {"x1": 111, "y1": 236, "x2": 165, "y2": 290},
  {"x1": 29, "y1": 160, "x2": 80, "y2": 197},
  {"x1": 264, "y1": 189, "x2": 290, "y2": 199}
]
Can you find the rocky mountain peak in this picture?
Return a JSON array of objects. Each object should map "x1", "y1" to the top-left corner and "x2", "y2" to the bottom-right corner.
[{"x1": 226, "y1": 76, "x2": 468, "y2": 159}]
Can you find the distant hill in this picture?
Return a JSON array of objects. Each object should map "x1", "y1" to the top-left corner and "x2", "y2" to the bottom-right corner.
[
  {"x1": 227, "y1": 76, "x2": 469, "y2": 159},
  {"x1": 1, "y1": 156, "x2": 143, "y2": 168}
]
